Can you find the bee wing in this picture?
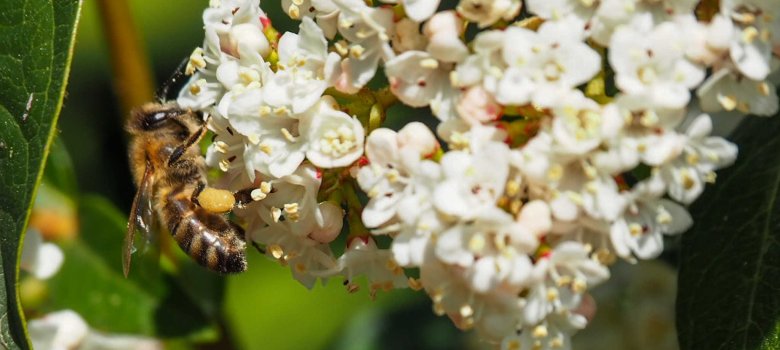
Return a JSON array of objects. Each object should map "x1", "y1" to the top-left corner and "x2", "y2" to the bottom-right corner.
[{"x1": 123, "y1": 161, "x2": 155, "y2": 277}]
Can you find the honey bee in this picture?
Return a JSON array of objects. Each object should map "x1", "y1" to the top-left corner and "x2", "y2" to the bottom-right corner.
[{"x1": 124, "y1": 103, "x2": 248, "y2": 276}]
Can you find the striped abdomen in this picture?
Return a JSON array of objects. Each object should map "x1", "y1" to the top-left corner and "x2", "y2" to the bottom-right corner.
[{"x1": 161, "y1": 186, "x2": 247, "y2": 274}]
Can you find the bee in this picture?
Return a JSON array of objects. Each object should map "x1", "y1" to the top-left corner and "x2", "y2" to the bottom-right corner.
[{"x1": 124, "y1": 102, "x2": 248, "y2": 276}]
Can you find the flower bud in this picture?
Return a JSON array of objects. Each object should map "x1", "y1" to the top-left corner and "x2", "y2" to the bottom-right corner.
[
  {"x1": 221, "y1": 23, "x2": 271, "y2": 59},
  {"x1": 456, "y1": 86, "x2": 502, "y2": 124},
  {"x1": 517, "y1": 200, "x2": 552, "y2": 237},
  {"x1": 397, "y1": 122, "x2": 439, "y2": 157},
  {"x1": 423, "y1": 11, "x2": 468, "y2": 63},
  {"x1": 309, "y1": 202, "x2": 344, "y2": 243}
]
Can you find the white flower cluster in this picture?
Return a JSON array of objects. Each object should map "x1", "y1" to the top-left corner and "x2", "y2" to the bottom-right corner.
[{"x1": 178, "y1": 0, "x2": 779, "y2": 347}]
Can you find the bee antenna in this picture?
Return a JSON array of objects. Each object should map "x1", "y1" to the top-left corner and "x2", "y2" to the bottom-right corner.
[{"x1": 155, "y1": 55, "x2": 190, "y2": 102}]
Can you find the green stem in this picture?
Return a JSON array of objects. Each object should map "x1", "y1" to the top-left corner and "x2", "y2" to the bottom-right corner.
[
  {"x1": 96, "y1": 0, "x2": 155, "y2": 118},
  {"x1": 342, "y1": 180, "x2": 369, "y2": 238}
]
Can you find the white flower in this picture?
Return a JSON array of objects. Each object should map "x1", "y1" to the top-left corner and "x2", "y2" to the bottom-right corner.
[
  {"x1": 433, "y1": 140, "x2": 510, "y2": 220},
  {"x1": 381, "y1": 0, "x2": 440, "y2": 22},
  {"x1": 29, "y1": 310, "x2": 163, "y2": 350},
  {"x1": 450, "y1": 29, "x2": 505, "y2": 90},
  {"x1": 497, "y1": 21, "x2": 600, "y2": 108},
  {"x1": 522, "y1": 242, "x2": 609, "y2": 325},
  {"x1": 356, "y1": 124, "x2": 440, "y2": 228},
  {"x1": 611, "y1": 194, "x2": 693, "y2": 260},
  {"x1": 550, "y1": 92, "x2": 623, "y2": 156},
  {"x1": 385, "y1": 51, "x2": 459, "y2": 121},
  {"x1": 241, "y1": 164, "x2": 343, "y2": 287},
  {"x1": 337, "y1": 236, "x2": 408, "y2": 297},
  {"x1": 435, "y1": 207, "x2": 537, "y2": 292},
  {"x1": 419, "y1": 246, "x2": 524, "y2": 341},
  {"x1": 456, "y1": 0, "x2": 522, "y2": 28},
  {"x1": 265, "y1": 17, "x2": 341, "y2": 114},
  {"x1": 299, "y1": 96, "x2": 365, "y2": 168},
  {"x1": 29, "y1": 310, "x2": 90, "y2": 350},
  {"x1": 391, "y1": 18, "x2": 427, "y2": 53},
  {"x1": 203, "y1": 0, "x2": 268, "y2": 60},
  {"x1": 21, "y1": 229, "x2": 63, "y2": 280},
  {"x1": 282, "y1": 0, "x2": 340, "y2": 38},
  {"x1": 609, "y1": 21, "x2": 705, "y2": 109},
  {"x1": 423, "y1": 11, "x2": 468, "y2": 63},
  {"x1": 697, "y1": 66, "x2": 779, "y2": 116},
  {"x1": 589, "y1": 0, "x2": 699, "y2": 46},
  {"x1": 214, "y1": 88, "x2": 307, "y2": 179},
  {"x1": 721, "y1": 0, "x2": 780, "y2": 81},
  {"x1": 526, "y1": 0, "x2": 598, "y2": 27},
  {"x1": 332, "y1": 0, "x2": 394, "y2": 92},
  {"x1": 658, "y1": 114, "x2": 738, "y2": 204}
]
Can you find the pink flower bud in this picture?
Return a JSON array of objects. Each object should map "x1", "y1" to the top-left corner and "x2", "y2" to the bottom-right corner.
[{"x1": 456, "y1": 86, "x2": 502, "y2": 125}]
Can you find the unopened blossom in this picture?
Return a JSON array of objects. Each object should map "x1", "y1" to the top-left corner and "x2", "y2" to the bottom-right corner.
[
  {"x1": 456, "y1": 0, "x2": 522, "y2": 28},
  {"x1": 456, "y1": 86, "x2": 502, "y2": 124},
  {"x1": 423, "y1": 11, "x2": 468, "y2": 64}
]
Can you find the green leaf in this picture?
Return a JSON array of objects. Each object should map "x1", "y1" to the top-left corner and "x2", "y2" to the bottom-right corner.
[
  {"x1": 0, "y1": 0, "x2": 83, "y2": 348},
  {"x1": 677, "y1": 114, "x2": 780, "y2": 350},
  {"x1": 42, "y1": 138, "x2": 78, "y2": 198},
  {"x1": 45, "y1": 195, "x2": 222, "y2": 340}
]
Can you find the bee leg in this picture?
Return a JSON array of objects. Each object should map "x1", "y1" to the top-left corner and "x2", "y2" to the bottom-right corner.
[
  {"x1": 168, "y1": 123, "x2": 208, "y2": 166},
  {"x1": 232, "y1": 187, "x2": 256, "y2": 207},
  {"x1": 191, "y1": 181, "x2": 206, "y2": 206},
  {"x1": 251, "y1": 241, "x2": 266, "y2": 255}
]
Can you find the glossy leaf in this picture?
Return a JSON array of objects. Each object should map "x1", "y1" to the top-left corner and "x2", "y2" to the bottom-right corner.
[
  {"x1": 0, "y1": 0, "x2": 82, "y2": 348},
  {"x1": 677, "y1": 113, "x2": 780, "y2": 350}
]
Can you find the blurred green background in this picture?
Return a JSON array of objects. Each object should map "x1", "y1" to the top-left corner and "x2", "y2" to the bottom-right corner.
[{"x1": 26, "y1": 1, "x2": 681, "y2": 349}]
